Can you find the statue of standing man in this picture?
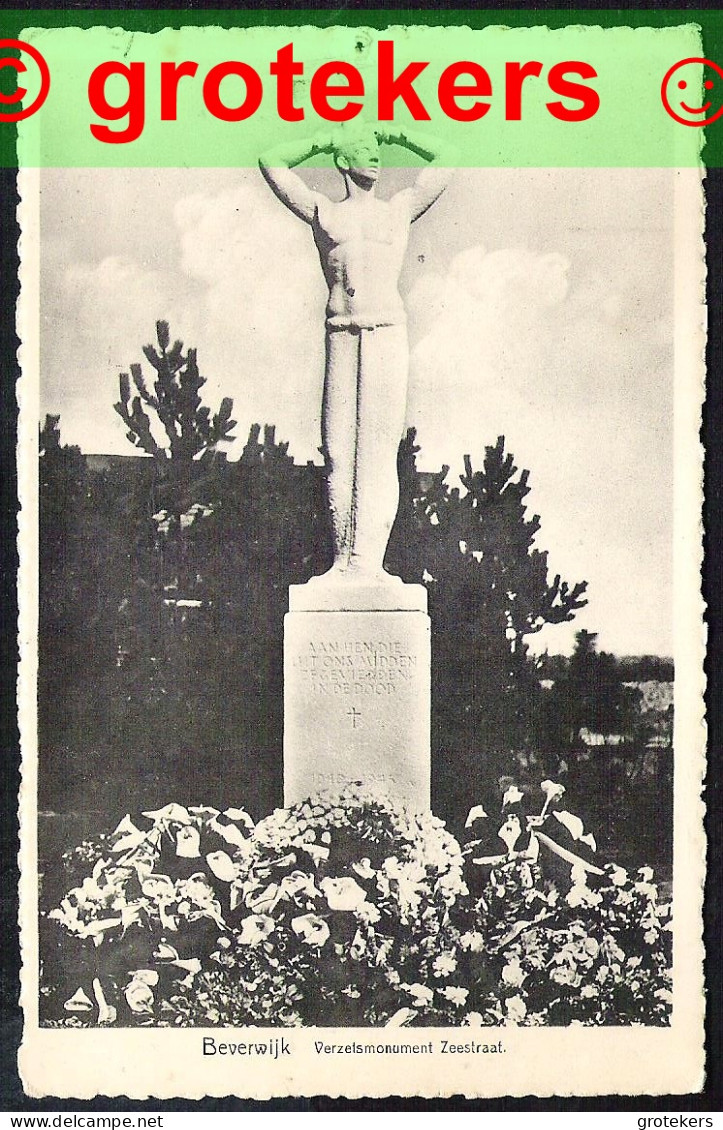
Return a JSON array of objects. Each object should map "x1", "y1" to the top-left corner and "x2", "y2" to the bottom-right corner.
[{"x1": 259, "y1": 127, "x2": 454, "y2": 586}]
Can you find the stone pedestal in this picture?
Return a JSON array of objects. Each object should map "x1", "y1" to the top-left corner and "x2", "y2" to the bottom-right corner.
[{"x1": 283, "y1": 580, "x2": 430, "y2": 810}]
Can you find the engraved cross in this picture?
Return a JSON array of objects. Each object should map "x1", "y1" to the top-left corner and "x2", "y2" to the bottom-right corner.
[{"x1": 347, "y1": 707, "x2": 362, "y2": 728}]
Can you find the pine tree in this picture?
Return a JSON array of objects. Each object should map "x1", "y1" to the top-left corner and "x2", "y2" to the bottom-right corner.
[
  {"x1": 388, "y1": 432, "x2": 589, "y2": 815},
  {"x1": 390, "y1": 431, "x2": 588, "y2": 653},
  {"x1": 455, "y1": 436, "x2": 588, "y2": 651},
  {"x1": 114, "y1": 321, "x2": 236, "y2": 464},
  {"x1": 544, "y1": 629, "x2": 640, "y2": 749},
  {"x1": 113, "y1": 323, "x2": 239, "y2": 604}
]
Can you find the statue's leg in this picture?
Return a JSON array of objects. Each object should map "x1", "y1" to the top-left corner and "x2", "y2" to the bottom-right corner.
[
  {"x1": 348, "y1": 324, "x2": 408, "y2": 575},
  {"x1": 321, "y1": 327, "x2": 359, "y2": 569}
]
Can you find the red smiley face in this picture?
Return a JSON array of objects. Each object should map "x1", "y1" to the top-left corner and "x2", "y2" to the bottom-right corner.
[{"x1": 661, "y1": 57, "x2": 723, "y2": 126}]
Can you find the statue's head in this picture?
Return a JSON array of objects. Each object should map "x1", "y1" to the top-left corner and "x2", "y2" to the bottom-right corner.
[{"x1": 333, "y1": 129, "x2": 380, "y2": 189}]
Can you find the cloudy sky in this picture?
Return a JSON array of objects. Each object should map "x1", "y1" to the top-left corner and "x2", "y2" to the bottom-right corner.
[{"x1": 37, "y1": 164, "x2": 674, "y2": 658}]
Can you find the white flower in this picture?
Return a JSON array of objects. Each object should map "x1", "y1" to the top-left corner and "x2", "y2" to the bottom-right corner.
[
  {"x1": 175, "y1": 826, "x2": 201, "y2": 858},
  {"x1": 385, "y1": 1008, "x2": 418, "y2": 1027},
  {"x1": 580, "y1": 984, "x2": 598, "y2": 999},
  {"x1": 77, "y1": 917, "x2": 123, "y2": 947},
  {"x1": 78, "y1": 873, "x2": 107, "y2": 903},
  {"x1": 553, "y1": 810, "x2": 585, "y2": 842},
  {"x1": 222, "y1": 806, "x2": 255, "y2": 830},
  {"x1": 172, "y1": 957, "x2": 202, "y2": 977},
  {"x1": 570, "y1": 863, "x2": 589, "y2": 887},
  {"x1": 299, "y1": 842, "x2": 330, "y2": 867},
  {"x1": 142, "y1": 803, "x2": 192, "y2": 825},
  {"x1": 151, "y1": 938, "x2": 202, "y2": 980},
  {"x1": 48, "y1": 899, "x2": 78, "y2": 930},
  {"x1": 237, "y1": 914, "x2": 275, "y2": 946},
  {"x1": 519, "y1": 863, "x2": 534, "y2": 888},
  {"x1": 205, "y1": 851, "x2": 237, "y2": 882},
  {"x1": 207, "y1": 816, "x2": 248, "y2": 849},
  {"x1": 356, "y1": 900, "x2": 381, "y2": 925},
  {"x1": 320, "y1": 876, "x2": 368, "y2": 912},
  {"x1": 460, "y1": 931, "x2": 485, "y2": 953},
  {"x1": 524, "y1": 832, "x2": 541, "y2": 863},
  {"x1": 501, "y1": 960, "x2": 527, "y2": 988},
  {"x1": 349, "y1": 929, "x2": 367, "y2": 960},
  {"x1": 435, "y1": 870, "x2": 468, "y2": 905},
  {"x1": 92, "y1": 978, "x2": 116, "y2": 1026},
  {"x1": 498, "y1": 814, "x2": 522, "y2": 854},
  {"x1": 157, "y1": 904, "x2": 178, "y2": 932},
  {"x1": 374, "y1": 938, "x2": 394, "y2": 967},
  {"x1": 133, "y1": 969, "x2": 159, "y2": 986},
  {"x1": 291, "y1": 913, "x2": 330, "y2": 947},
  {"x1": 566, "y1": 883, "x2": 602, "y2": 909},
  {"x1": 439, "y1": 986, "x2": 469, "y2": 1007},
  {"x1": 540, "y1": 780, "x2": 565, "y2": 803},
  {"x1": 601, "y1": 936, "x2": 626, "y2": 964},
  {"x1": 377, "y1": 857, "x2": 426, "y2": 921},
  {"x1": 502, "y1": 785, "x2": 525, "y2": 808},
  {"x1": 176, "y1": 874, "x2": 225, "y2": 926},
  {"x1": 141, "y1": 875, "x2": 176, "y2": 901},
  {"x1": 405, "y1": 982, "x2": 434, "y2": 1006},
  {"x1": 432, "y1": 952, "x2": 457, "y2": 978},
  {"x1": 463, "y1": 1011, "x2": 485, "y2": 1027},
  {"x1": 110, "y1": 815, "x2": 147, "y2": 853},
  {"x1": 64, "y1": 986, "x2": 94, "y2": 1012},
  {"x1": 505, "y1": 994, "x2": 528, "y2": 1023},
  {"x1": 277, "y1": 870, "x2": 320, "y2": 902},
  {"x1": 550, "y1": 965, "x2": 582, "y2": 988},
  {"x1": 125, "y1": 972, "x2": 157, "y2": 1015},
  {"x1": 154, "y1": 941, "x2": 180, "y2": 962},
  {"x1": 246, "y1": 883, "x2": 280, "y2": 914},
  {"x1": 638, "y1": 866, "x2": 655, "y2": 883},
  {"x1": 465, "y1": 804, "x2": 489, "y2": 828}
]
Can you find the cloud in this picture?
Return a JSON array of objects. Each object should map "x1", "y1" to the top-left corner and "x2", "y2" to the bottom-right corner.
[
  {"x1": 171, "y1": 180, "x2": 328, "y2": 459},
  {"x1": 40, "y1": 250, "x2": 201, "y2": 451},
  {"x1": 404, "y1": 236, "x2": 673, "y2": 657},
  {"x1": 42, "y1": 176, "x2": 332, "y2": 461},
  {"x1": 406, "y1": 243, "x2": 572, "y2": 468}
]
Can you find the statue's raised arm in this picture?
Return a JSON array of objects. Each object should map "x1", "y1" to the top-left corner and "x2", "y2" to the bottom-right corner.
[
  {"x1": 258, "y1": 135, "x2": 334, "y2": 223},
  {"x1": 257, "y1": 125, "x2": 456, "y2": 587},
  {"x1": 378, "y1": 128, "x2": 457, "y2": 221}
]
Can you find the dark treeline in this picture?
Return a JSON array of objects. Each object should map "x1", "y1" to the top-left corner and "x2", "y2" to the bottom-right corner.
[
  {"x1": 37, "y1": 325, "x2": 672, "y2": 870},
  {"x1": 38, "y1": 417, "x2": 671, "y2": 866},
  {"x1": 536, "y1": 651, "x2": 674, "y2": 683}
]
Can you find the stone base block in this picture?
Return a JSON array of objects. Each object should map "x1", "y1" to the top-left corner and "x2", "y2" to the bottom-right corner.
[
  {"x1": 283, "y1": 609, "x2": 431, "y2": 811},
  {"x1": 289, "y1": 575, "x2": 427, "y2": 612}
]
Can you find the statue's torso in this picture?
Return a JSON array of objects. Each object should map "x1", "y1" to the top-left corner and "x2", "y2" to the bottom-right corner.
[{"x1": 312, "y1": 194, "x2": 411, "y2": 328}]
